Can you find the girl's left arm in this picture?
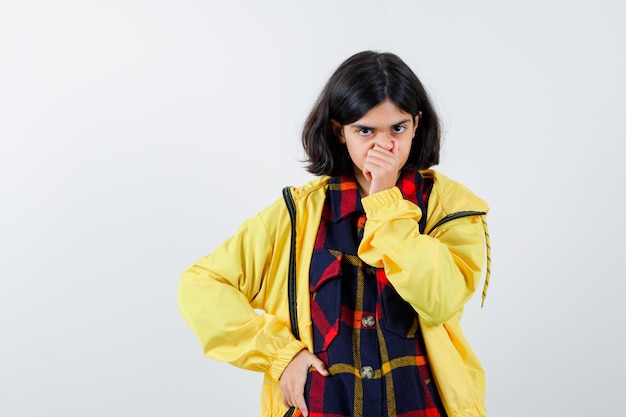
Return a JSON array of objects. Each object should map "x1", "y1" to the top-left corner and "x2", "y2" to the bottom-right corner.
[{"x1": 358, "y1": 187, "x2": 486, "y2": 326}]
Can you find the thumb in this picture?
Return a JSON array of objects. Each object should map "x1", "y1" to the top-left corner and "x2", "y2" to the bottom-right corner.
[
  {"x1": 310, "y1": 357, "x2": 329, "y2": 376},
  {"x1": 363, "y1": 167, "x2": 373, "y2": 182}
]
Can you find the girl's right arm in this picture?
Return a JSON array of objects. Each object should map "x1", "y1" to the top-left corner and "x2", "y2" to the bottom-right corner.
[{"x1": 177, "y1": 212, "x2": 306, "y2": 381}]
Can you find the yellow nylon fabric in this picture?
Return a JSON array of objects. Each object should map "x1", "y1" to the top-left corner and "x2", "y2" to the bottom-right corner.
[{"x1": 178, "y1": 170, "x2": 489, "y2": 417}]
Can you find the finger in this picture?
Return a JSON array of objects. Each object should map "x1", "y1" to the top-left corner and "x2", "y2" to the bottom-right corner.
[
  {"x1": 295, "y1": 393, "x2": 309, "y2": 417},
  {"x1": 281, "y1": 386, "x2": 292, "y2": 408},
  {"x1": 365, "y1": 155, "x2": 394, "y2": 169},
  {"x1": 281, "y1": 378, "x2": 298, "y2": 408},
  {"x1": 282, "y1": 397, "x2": 290, "y2": 409},
  {"x1": 364, "y1": 159, "x2": 395, "y2": 178},
  {"x1": 376, "y1": 141, "x2": 394, "y2": 152},
  {"x1": 371, "y1": 144, "x2": 392, "y2": 155},
  {"x1": 367, "y1": 147, "x2": 396, "y2": 164},
  {"x1": 370, "y1": 153, "x2": 401, "y2": 174}
]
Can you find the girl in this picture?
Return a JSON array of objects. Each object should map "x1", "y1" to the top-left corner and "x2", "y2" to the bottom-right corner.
[{"x1": 178, "y1": 51, "x2": 491, "y2": 417}]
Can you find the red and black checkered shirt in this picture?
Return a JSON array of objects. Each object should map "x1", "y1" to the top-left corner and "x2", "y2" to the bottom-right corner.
[{"x1": 304, "y1": 170, "x2": 447, "y2": 417}]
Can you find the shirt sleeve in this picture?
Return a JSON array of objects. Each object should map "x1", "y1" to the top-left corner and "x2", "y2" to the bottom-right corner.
[
  {"x1": 358, "y1": 187, "x2": 486, "y2": 326},
  {"x1": 177, "y1": 212, "x2": 306, "y2": 381}
]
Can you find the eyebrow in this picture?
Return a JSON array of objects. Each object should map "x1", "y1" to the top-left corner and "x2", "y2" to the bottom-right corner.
[{"x1": 350, "y1": 119, "x2": 412, "y2": 130}]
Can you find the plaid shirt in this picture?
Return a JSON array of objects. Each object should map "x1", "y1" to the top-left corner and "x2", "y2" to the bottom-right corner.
[{"x1": 303, "y1": 171, "x2": 447, "y2": 417}]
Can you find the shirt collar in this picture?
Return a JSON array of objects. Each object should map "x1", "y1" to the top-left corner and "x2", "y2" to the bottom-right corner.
[{"x1": 328, "y1": 174, "x2": 361, "y2": 222}]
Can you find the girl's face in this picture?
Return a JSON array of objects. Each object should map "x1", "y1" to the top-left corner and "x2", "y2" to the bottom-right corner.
[{"x1": 332, "y1": 99, "x2": 420, "y2": 195}]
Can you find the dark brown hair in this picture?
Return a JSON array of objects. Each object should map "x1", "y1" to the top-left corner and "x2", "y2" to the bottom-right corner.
[{"x1": 302, "y1": 50, "x2": 441, "y2": 176}]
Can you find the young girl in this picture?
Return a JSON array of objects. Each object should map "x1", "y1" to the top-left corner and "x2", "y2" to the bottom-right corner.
[{"x1": 178, "y1": 51, "x2": 491, "y2": 417}]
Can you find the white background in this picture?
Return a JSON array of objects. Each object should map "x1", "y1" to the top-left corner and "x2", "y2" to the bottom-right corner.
[{"x1": 1, "y1": 0, "x2": 625, "y2": 415}]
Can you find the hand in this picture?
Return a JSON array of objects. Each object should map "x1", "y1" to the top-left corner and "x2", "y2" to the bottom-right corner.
[
  {"x1": 362, "y1": 142, "x2": 402, "y2": 195},
  {"x1": 279, "y1": 349, "x2": 329, "y2": 417}
]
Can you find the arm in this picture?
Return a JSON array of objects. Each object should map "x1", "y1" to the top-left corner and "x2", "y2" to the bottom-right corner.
[
  {"x1": 177, "y1": 212, "x2": 306, "y2": 381},
  {"x1": 358, "y1": 187, "x2": 486, "y2": 326}
]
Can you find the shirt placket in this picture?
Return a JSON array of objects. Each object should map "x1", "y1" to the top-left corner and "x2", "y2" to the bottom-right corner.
[{"x1": 350, "y1": 213, "x2": 382, "y2": 417}]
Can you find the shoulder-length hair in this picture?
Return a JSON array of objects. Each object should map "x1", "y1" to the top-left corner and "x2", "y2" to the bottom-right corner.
[{"x1": 302, "y1": 50, "x2": 441, "y2": 176}]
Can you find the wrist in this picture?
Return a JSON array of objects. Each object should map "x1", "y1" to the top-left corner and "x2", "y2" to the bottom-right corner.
[{"x1": 269, "y1": 340, "x2": 308, "y2": 382}]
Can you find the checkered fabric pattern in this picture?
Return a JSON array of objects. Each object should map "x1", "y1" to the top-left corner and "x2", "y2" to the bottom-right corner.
[{"x1": 302, "y1": 171, "x2": 447, "y2": 417}]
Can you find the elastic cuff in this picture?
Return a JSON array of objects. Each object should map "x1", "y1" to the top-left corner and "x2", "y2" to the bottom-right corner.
[
  {"x1": 361, "y1": 187, "x2": 403, "y2": 213},
  {"x1": 268, "y1": 339, "x2": 307, "y2": 382}
]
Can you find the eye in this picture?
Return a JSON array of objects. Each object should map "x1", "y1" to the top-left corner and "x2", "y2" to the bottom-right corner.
[
  {"x1": 358, "y1": 128, "x2": 373, "y2": 136},
  {"x1": 392, "y1": 125, "x2": 407, "y2": 133}
]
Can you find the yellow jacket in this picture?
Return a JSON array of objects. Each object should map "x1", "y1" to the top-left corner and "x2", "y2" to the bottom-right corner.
[{"x1": 178, "y1": 170, "x2": 490, "y2": 417}]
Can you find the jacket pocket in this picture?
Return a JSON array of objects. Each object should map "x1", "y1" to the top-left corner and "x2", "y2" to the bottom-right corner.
[
  {"x1": 379, "y1": 283, "x2": 420, "y2": 338},
  {"x1": 309, "y1": 249, "x2": 343, "y2": 353}
]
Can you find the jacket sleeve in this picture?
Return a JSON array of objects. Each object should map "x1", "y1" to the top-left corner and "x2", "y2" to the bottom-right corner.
[
  {"x1": 358, "y1": 187, "x2": 486, "y2": 326},
  {"x1": 177, "y1": 212, "x2": 306, "y2": 381}
]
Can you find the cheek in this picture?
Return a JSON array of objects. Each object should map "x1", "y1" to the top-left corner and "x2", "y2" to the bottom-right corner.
[
  {"x1": 400, "y1": 138, "x2": 414, "y2": 159},
  {"x1": 347, "y1": 139, "x2": 369, "y2": 156}
]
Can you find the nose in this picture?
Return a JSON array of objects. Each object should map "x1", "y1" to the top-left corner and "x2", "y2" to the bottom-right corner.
[{"x1": 374, "y1": 133, "x2": 394, "y2": 150}]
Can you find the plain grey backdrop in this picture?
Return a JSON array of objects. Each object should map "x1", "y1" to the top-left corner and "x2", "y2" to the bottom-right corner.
[{"x1": 1, "y1": 0, "x2": 625, "y2": 415}]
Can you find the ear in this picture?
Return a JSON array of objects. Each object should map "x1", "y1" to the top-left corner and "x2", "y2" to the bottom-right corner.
[
  {"x1": 413, "y1": 111, "x2": 423, "y2": 134},
  {"x1": 331, "y1": 119, "x2": 345, "y2": 144}
]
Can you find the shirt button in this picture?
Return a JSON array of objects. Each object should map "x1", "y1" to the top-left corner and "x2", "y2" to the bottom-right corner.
[
  {"x1": 361, "y1": 315, "x2": 376, "y2": 328},
  {"x1": 361, "y1": 366, "x2": 374, "y2": 379}
]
